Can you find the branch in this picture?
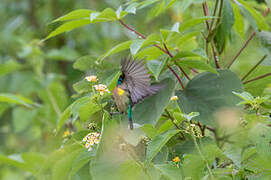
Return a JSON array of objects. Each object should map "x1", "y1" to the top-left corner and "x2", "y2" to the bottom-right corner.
[
  {"x1": 202, "y1": 2, "x2": 210, "y2": 30},
  {"x1": 202, "y1": 2, "x2": 220, "y2": 69},
  {"x1": 243, "y1": 73, "x2": 271, "y2": 84},
  {"x1": 241, "y1": 54, "x2": 267, "y2": 81},
  {"x1": 227, "y1": 32, "x2": 256, "y2": 68},
  {"x1": 168, "y1": 65, "x2": 185, "y2": 89}
]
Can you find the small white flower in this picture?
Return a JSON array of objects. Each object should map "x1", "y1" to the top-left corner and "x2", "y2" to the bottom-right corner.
[
  {"x1": 94, "y1": 139, "x2": 99, "y2": 144},
  {"x1": 85, "y1": 75, "x2": 98, "y2": 82},
  {"x1": 170, "y1": 96, "x2": 178, "y2": 101}
]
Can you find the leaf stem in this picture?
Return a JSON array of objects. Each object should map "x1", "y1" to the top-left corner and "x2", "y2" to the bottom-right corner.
[
  {"x1": 241, "y1": 54, "x2": 267, "y2": 81},
  {"x1": 243, "y1": 73, "x2": 271, "y2": 84}
]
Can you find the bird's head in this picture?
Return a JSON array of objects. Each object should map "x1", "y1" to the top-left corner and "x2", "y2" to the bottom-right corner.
[{"x1": 117, "y1": 74, "x2": 125, "y2": 85}]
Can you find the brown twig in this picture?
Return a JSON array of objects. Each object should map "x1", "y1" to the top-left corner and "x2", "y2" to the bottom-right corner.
[
  {"x1": 243, "y1": 73, "x2": 271, "y2": 84},
  {"x1": 168, "y1": 65, "x2": 185, "y2": 89},
  {"x1": 202, "y1": 2, "x2": 210, "y2": 30},
  {"x1": 241, "y1": 54, "x2": 267, "y2": 81},
  {"x1": 202, "y1": 2, "x2": 220, "y2": 69},
  {"x1": 227, "y1": 32, "x2": 256, "y2": 69},
  {"x1": 227, "y1": 7, "x2": 270, "y2": 69}
]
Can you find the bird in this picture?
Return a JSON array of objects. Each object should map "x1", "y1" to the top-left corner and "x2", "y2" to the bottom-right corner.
[{"x1": 112, "y1": 58, "x2": 164, "y2": 130}]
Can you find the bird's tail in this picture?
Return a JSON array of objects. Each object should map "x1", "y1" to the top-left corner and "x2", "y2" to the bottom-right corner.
[{"x1": 128, "y1": 103, "x2": 133, "y2": 130}]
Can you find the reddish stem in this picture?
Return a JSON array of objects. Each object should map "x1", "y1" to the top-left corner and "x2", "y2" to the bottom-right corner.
[
  {"x1": 243, "y1": 73, "x2": 271, "y2": 84},
  {"x1": 119, "y1": 20, "x2": 146, "y2": 39},
  {"x1": 227, "y1": 32, "x2": 256, "y2": 69},
  {"x1": 227, "y1": 8, "x2": 270, "y2": 69},
  {"x1": 202, "y1": 2, "x2": 220, "y2": 69},
  {"x1": 168, "y1": 65, "x2": 185, "y2": 89},
  {"x1": 202, "y1": 2, "x2": 210, "y2": 30}
]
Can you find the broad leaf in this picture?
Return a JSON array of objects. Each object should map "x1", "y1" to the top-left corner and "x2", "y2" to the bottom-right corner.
[
  {"x1": 177, "y1": 70, "x2": 243, "y2": 126},
  {"x1": 237, "y1": 0, "x2": 269, "y2": 31},
  {"x1": 232, "y1": 2, "x2": 245, "y2": 38},
  {"x1": 45, "y1": 19, "x2": 90, "y2": 40},
  {"x1": 146, "y1": 129, "x2": 180, "y2": 161},
  {"x1": 0, "y1": 60, "x2": 21, "y2": 77},
  {"x1": 179, "y1": 16, "x2": 214, "y2": 32},
  {"x1": 176, "y1": 59, "x2": 217, "y2": 74},
  {"x1": 215, "y1": 0, "x2": 235, "y2": 53},
  {"x1": 99, "y1": 40, "x2": 132, "y2": 61},
  {"x1": 133, "y1": 78, "x2": 175, "y2": 125},
  {"x1": 154, "y1": 164, "x2": 182, "y2": 180},
  {"x1": 147, "y1": 58, "x2": 167, "y2": 81},
  {"x1": 73, "y1": 56, "x2": 97, "y2": 71}
]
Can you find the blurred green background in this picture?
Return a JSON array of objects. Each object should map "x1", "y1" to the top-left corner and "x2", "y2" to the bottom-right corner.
[{"x1": 0, "y1": 0, "x2": 270, "y2": 179}]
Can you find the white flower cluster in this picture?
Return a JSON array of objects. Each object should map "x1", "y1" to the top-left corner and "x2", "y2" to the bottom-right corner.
[
  {"x1": 94, "y1": 84, "x2": 110, "y2": 95},
  {"x1": 85, "y1": 75, "x2": 98, "y2": 82},
  {"x1": 82, "y1": 132, "x2": 100, "y2": 151}
]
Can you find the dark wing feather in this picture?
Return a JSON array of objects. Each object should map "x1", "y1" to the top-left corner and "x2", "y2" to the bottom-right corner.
[{"x1": 120, "y1": 58, "x2": 164, "y2": 104}]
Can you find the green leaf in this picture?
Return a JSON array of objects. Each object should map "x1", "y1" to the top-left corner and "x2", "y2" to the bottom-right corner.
[
  {"x1": 0, "y1": 154, "x2": 33, "y2": 172},
  {"x1": 99, "y1": 40, "x2": 132, "y2": 61},
  {"x1": 147, "y1": 58, "x2": 167, "y2": 81},
  {"x1": 73, "y1": 56, "x2": 97, "y2": 71},
  {"x1": 52, "y1": 9, "x2": 95, "y2": 23},
  {"x1": 52, "y1": 148, "x2": 83, "y2": 180},
  {"x1": 172, "y1": 51, "x2": 206, "y2": 60},
  {"x1": 154, "y1": 164, "x2": 182, "y2": 180},
  {"x1": 177, "y1": 59, "x2": 218, "y2": 74},
  {"x1": 133, "y1": 78, "x2": 175, "y2": 125},
  {"x1": 130, "y1": 39, "x2": 145, "y2": 56},
  {"x1": 232, "y1": 2, "x2": 245, "y2": 38},
  {"x1": 258, "y1": 31, "x2": 271, "y2": 53},
  {"x1": 237, "y1": 0, "x2": 269, "y2": 31},
  {"x1": 57, "y1": 96, "x2": 91, "y2": 131},
  {"x1": 141, "y1": 124, "x2": 158, "y2": 139},
  {"x1": 177, "y1": 31, "x2": 200, "y2": 46},
  {"x1": 107, "y1": 71, "x2": 121, "y2": 92},
  {"x1": 0, "y1": 60, "x2": 21, "y2": 77},
  {"x1": 232, "y1": 91, "x2": 254, "y2": 101},
  {"x1": 224, "y1": 144, "x2": 241, "y2": 168},
  {"x1": 125, "y1": 3, "x2": 138, "y2": 14},
  {"x1": 12, "y1": 107, "x2": 37, "y2": 133},
  {"x1": 0, "y1": 93, "x2": 35, "y2": 108},
  {"x1": 92, "y1": 8, "x2": 118, "y2": 22},
  {"x1": 215, "y1": 0, "x2": 235, "y2": 53},
  {"x1": 146, "y1": 129, "x2": 180, "y2": 161},
  {"x1": 78, "y1": 102, "x2": 102, "y2": 122},
  {"x1": 73, "y1": 80, "x2": 91, "y2": 94},
  {"x1": 179, "y1": 16, "x2": 214, "y2": 32},
  {"x1": 45, "y1": 19, "x2": 90, "y2": 40},
  {"x1": 177, "y1": 70, "x2": 243, "y2": 126},
  {"x1": 70, "y1": 151, "x2": 95, "y2": 176}
]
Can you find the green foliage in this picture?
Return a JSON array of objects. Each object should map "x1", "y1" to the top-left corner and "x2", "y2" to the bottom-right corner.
[{"x1": 1, "y1": 0, "x2": 271, "y2": 179}]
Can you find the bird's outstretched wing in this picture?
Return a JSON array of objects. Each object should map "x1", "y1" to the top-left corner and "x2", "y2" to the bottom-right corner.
[{"x1": 120, "y1": 58, "x2": 163, "y2": 104}]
